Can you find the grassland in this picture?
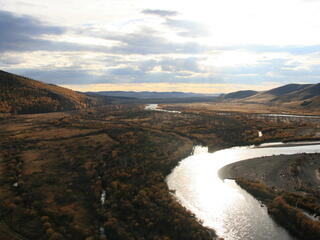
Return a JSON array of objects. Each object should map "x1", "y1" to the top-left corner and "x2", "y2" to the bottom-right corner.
[{"x1": 162, "y1": 102, "x2": 320, "y2": 115}]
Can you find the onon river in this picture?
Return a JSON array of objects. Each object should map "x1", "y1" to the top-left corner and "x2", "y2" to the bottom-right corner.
[
  {"x1": 145, "y1": 104, "x2": 320, "y2": 239},
  {"x1": 166, "y1": 143, "x2": 320, "y2": 240}
]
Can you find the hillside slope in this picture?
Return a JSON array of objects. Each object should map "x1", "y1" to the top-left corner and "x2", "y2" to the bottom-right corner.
[
  {"x1": 224, "y1": 83, "x2": 320, "y2": 111},
  {"x1": 0, "y1": 70, "x2": 102, "y2": 114},
  {"x1": 272, "y1": 83, "x2": 320, "y2": 103},
  {"x1": 223, "y1": 90, "x2": 258, "y2": 99},
  {"x1": 266, "y1": 83, "x2": 312, "y2": 96}
]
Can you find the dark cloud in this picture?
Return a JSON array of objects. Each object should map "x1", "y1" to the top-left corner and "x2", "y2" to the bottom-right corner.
[
  {"x1": 0, "y1": 10, "x2": 64, "y2": 51},
  {"x1": 164, "y1": 19, "x2": 211, "y2": 38},
  {"x1": 156, "y1": 57, "x2": 203, "y2": 72},
  {"x1": 0, "y1": 10, "x2": 106, "y2": 53},
  {"x1": 7, "y1": 67, "x2": 103, "y2": 84},
  {"x1": 0, "y1": 10, "x2": 64, "y2": 38},
  {"x1": 0, "y1": 38, "x2": 102, "y2": 53},
  {"x1": 12, "y1": 55, "x2": 320, "y2": 86},
  {"x1": 94, "y1": 28, "x2": 208, "y2": 55},
  {"x1": 0, "y1": 10, "x2": 209, "y2": 55},
  {"x1": 110, "y1": 67, "x2": 143, "y2": 76},
  {"x1": 4, "y1": 55, "x2": 215, "y2": 85},
  {"x1": 141, "y1": 9, "x2": 178, "y2": 17}
]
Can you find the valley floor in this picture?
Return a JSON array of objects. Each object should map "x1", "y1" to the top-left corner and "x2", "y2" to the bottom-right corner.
[{"x1": 0, "y1": 103, "x2": 319, "y2": 239}]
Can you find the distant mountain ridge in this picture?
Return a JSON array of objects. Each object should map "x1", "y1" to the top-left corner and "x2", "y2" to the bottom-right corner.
[
  {"x1": 0, "y1": 70, "x2": 103, "y2": 114},
  {"x1": 1, "y1": 69, "x2": 319, "y2": 114},
  {"x1": 86, "y1": 91, "x2": 218, "y2": 99}
]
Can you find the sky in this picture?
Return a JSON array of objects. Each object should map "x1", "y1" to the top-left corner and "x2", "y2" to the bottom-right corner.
[{"x1": 1, "y1": 0, "x2": 320, "y2": 93}]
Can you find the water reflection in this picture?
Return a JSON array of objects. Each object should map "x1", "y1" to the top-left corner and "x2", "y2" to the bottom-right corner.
[
  {"x1": 145, "y1": 104, "x2": 181, "y2": 113},
  {"x1": 167, "y1": 143, "x2": 320, "y2": 240},
  {"x1": 101, "y1": 190, "x2": 106, "y2": 205}
]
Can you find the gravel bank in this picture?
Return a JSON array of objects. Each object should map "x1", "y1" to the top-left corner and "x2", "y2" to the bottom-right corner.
[{"x1": 219, "y1": 153, "x2": 320, "y2": 192}]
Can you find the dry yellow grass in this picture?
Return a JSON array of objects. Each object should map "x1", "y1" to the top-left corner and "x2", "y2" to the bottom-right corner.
[{"x1": 164, "y1": 102, "x2": 320, "y2": 115}]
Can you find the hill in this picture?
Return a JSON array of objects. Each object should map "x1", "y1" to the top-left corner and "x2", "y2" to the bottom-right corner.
[
  {"x1": 223, "y1": 90, "x2": 258, "y2": 99},
  {"x1": 266, "y1": 83, "x2": 312, "y2": 96},
  {"x1": 0, "y1": 70, "x2": 103, "y2": 114},
  {"x1": 223, "y1": 83, "x2": 320, "y2": 111}
]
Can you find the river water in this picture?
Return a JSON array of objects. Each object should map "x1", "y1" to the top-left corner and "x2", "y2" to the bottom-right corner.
[
  {"x1": 166, "y1": 143, "x2": 320, "y2": 240},
  {"x1": 145, "y1": 104, "x2": 181, "y2": 113}
]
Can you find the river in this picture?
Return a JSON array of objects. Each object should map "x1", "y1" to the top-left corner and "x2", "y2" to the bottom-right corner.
[
  {"x1": 144, "y1": 104, "x2": 181, "y2": 113},
  {"x1": 144, "y1": 104, "x2": 320, "y2": 239},
  {"x1": 166, "y1": 143, "x2": 320, "y2": 240}
]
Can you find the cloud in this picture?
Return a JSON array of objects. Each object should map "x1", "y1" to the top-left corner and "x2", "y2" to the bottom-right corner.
[
  {"x1": 110, "y1": 67, "x2": 143, "y2": 76},
  {"x1": 141, "y1": 9, "x2": 211, "y2": 38},
  {"x1": 2, "y1": 3, "x2": 320, "y2": 91},
  {"x1": 0, "y1": 10, "x2": 108, "y2": 53},
  {"x1": 0, "y1": 54, "x2": 22, "y2": 66},
  {"x1": 0, "y1": 10, "x2": 64, "y2": 37},
  {"x1": 87, "y1": 27, "x2": 209, "y2": 55},
  {"x1": 164, "y1": 19, "x2": 211, "y2": 38},
  {"x1": 0, "y1": 10, "x2": 209, "y2": 55},
  {"x1": 213, "y1": 57, "x2": 320, "y2": 85},
  {"x1": 156, "y1": 57, "x2": 203, "y2": 72},
  {"x1": 141, "y1": 9, "x2": 178, "y2": 17},
  {"x1": 106, "y1": 57, "x2": 205, "y2": 77},
  {"x1": 0, "y1": 10, "x2": 65, "y2": 52},
  {"x1": 6, "y1": 52, "x2": 320, "y2": 89},
  {"x1": 4, "y1": 56, "x2": 215, "y2": 85},
  {"x1": 6, "y1": 67, "x2": 100, "y2": 84},
  {"x1": 228, "y1": 44, "x2": 320, "y2": 55}
]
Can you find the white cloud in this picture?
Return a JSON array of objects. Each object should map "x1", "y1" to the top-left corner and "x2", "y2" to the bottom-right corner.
[{"x1": 3, "y1": 0, "x2": 320, "y2": 46}]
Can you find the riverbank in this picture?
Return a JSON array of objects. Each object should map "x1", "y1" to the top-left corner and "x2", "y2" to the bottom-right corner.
[
  {"x1": 234, "y1": 178, "x2": 320, "y2": 240},
  {"x1": 219, "y1": 152, "x2": 320, "y2": 193},
  {"x1": 219, "y1": 150, "x2": 320, "y2": 239}
]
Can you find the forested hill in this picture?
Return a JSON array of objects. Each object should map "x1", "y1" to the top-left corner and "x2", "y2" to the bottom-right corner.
[{"x1": 0, "y1": 70, "x2": 103, "y2": 114}]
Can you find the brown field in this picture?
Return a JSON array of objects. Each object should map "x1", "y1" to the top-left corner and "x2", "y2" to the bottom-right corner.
[
  {"x1": 0, "y1": 103, "x2": 319, "y2": 239},
  {"x1": 162, "y1": 102, "x2": 320, "y2": 115}
]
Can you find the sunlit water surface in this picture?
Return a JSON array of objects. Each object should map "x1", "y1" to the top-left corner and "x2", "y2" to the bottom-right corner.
[
  {"x1": 145, "y1": 104, "x2": 181, "y2": 113},
  {"x1": 167, "y1": 143, "x2": 320, "y2": 240}
]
